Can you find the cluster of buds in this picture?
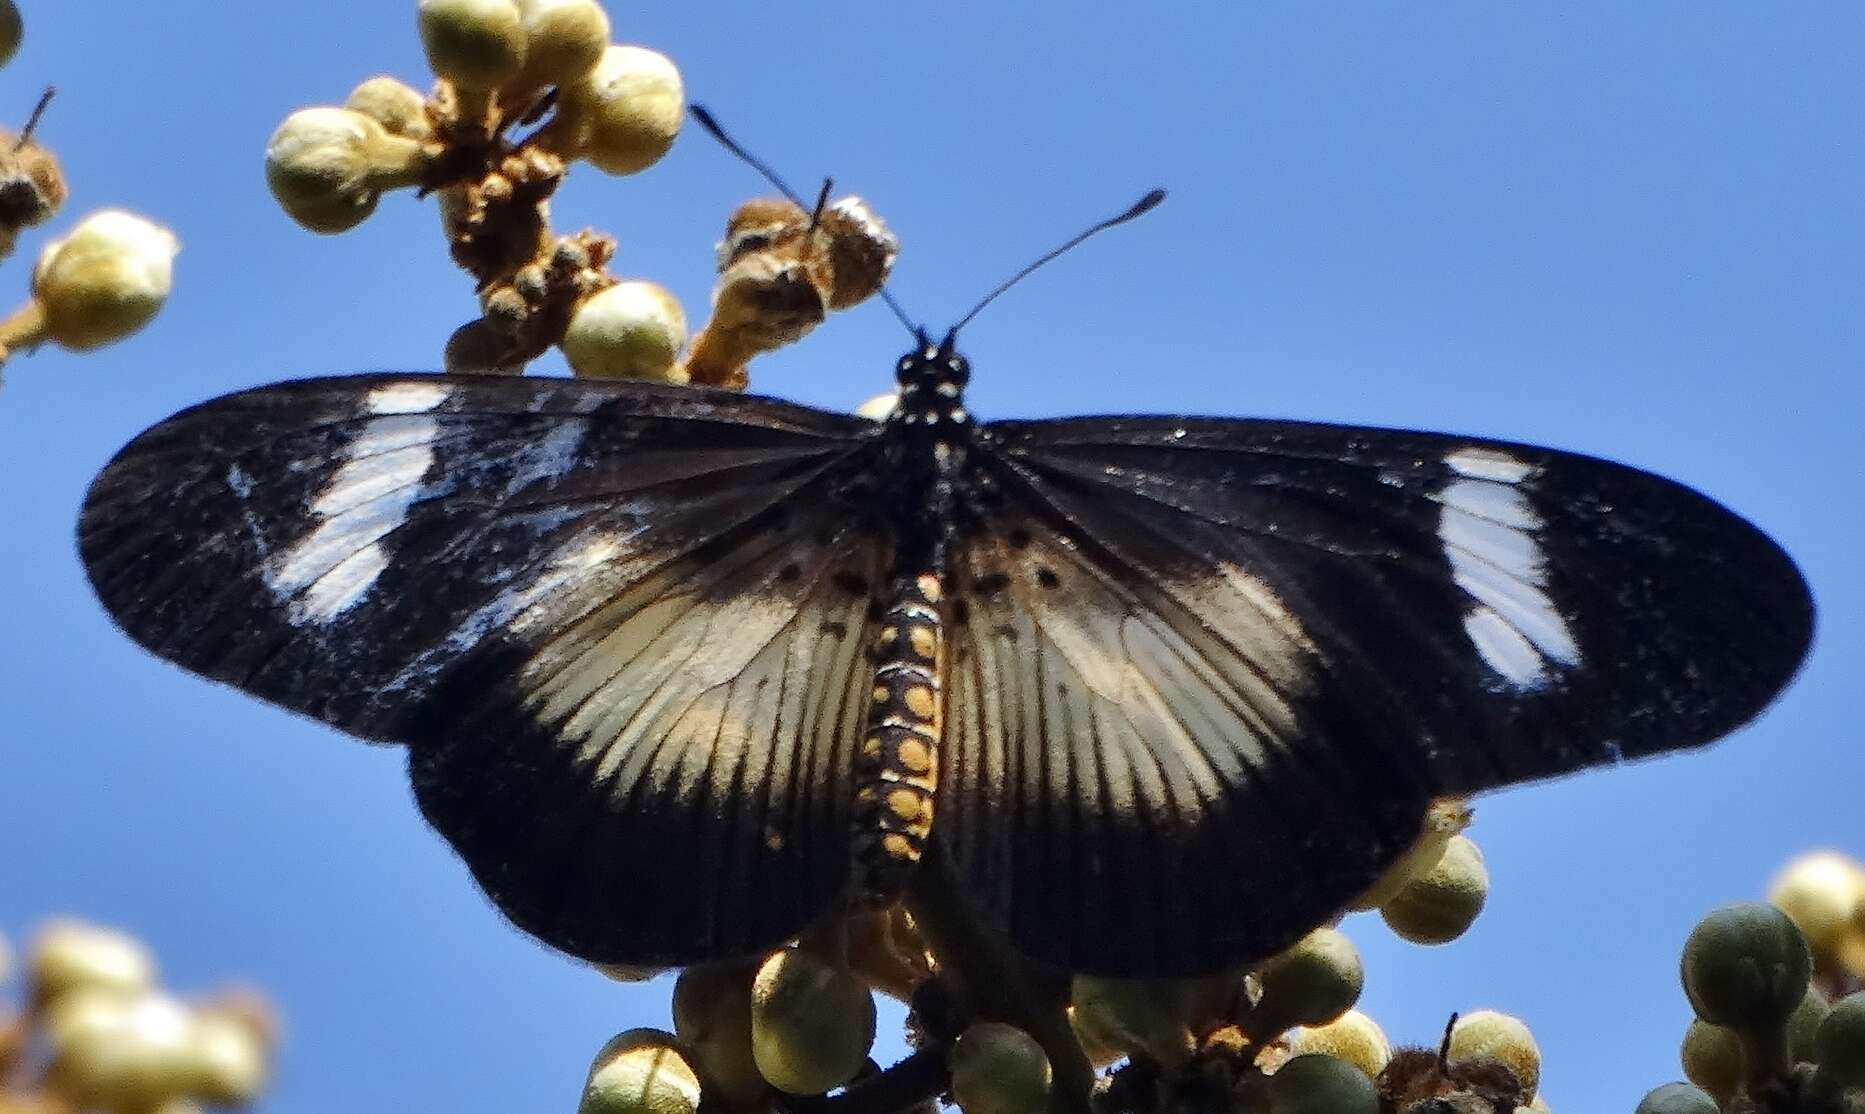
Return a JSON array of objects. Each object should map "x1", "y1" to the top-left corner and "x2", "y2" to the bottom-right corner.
[
  {"x1": 0, "y1": 919, "x2": 275, "y2": 1113},
  {"x1": 264, "y1": 0, "x2": 896, "y2": 388},
  {"x1": 0, "y1": 1, "x2": 177, "y2": 379},
  {"x1": 1643, "y1": 851, "x2": 1865, "y2": 1113},
  {"x1": 570, "y1": 801, "x2": 1557, "y2": 1114}
]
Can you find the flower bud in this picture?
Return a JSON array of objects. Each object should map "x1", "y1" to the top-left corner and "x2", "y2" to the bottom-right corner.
[
  {"x1": 1814, "y1": 992, "x2": 1865, "y2": 1090},
  {"x1": 1679, "y1": 1020, "x2": 1741, "y2": 1105},
  {"x1": 44, "y1": 989, "x2": 198, "y2": 1111},
  {"x1": 1351, "y1": 799, "x2": 1472, "y2": 911},
  {"x1": 595, "y1": 963, "x2": 667, "y2": 983},
  {"x1": 672, "y1": 960, "x2": 765, "y2": 1106},
  {"x1": 0, "y1": 1, "x2": 20, "y2": 68},
  {"x1": 816, "y1": 197, "x2": 898, "y2": 310},
  {"x1": 1634, "y1": 1082, "x2": 1719, "y2": 1114},
  {"x1": 186, "y1": 1009, "x2": 270, "y2": 1105},
  {"x1": 1769, "y1": 852, "x2": 1865, "y2": 968},
  {"x1": 1286, "y1": 1010, "x2": 1390, "y2": 1077},
  {"x1": 579, "y1": 1029, "x2": 701, "y2": 1114},
  {"x1": 346, "y1": 76, "x2": 432, "y2": 140},
  {"x1": 443, "y1": 318, "x2": 522, "y2": 374},
  {"x1": 562, "y1": 280, "x2": 687, "y2": 381},
  {"x1": 1071, "y1": 976, "x2": 1195, "y2": 1067},
  {"x1": 565, "y1": 45, "x2": 683, "y2": 175},
  {"x1": 950, "y1": 1022, "x2": 1051, "y2": 1114},
  {"x1": 856, "y1": 392, "x2": 899, "y2": 420},
  {"x1": 0, "y1": 137, "x2": 65, "y2": 231},
  {"x1": 1267, "y1": 1053, "x2": 1380, "y2": 1114},
  {"x1": 1681, "y1": 903, "x2": 1811, "y2": 1032},
  {"x1": 1788, "y1": 986, "x2": 1830, "y2": 1063},
  {"x1": 29, "y1": 919, "x2": 156, "y2": 1005},
  {"x1": 510, "y1": 0, "x2": 609, "y2": 93},
  {"x1": 750, "y1": 949, "x2": 876, "y2": 1095},
  {"x1": 29, "y1": 209, "x2": 177, "y2": 351},
  {"x1": 1381, "y1": 834, "x2": 1488, "y2": 945},
  {"x1": 266, "y1": 107, "x2": 426, "y2": 233},
  {"x1": 1447, "y1": 1010, "x2": 1540, "y2": 1096},
  {"x1": 419, "y1": 0, "x2": 526, "y2": 91},
  {"x1": 1243, "y1": 927, "x2": 1364, "y2": 1039}
]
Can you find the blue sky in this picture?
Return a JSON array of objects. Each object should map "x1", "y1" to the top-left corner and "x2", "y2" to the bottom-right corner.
[{"x1": 2, "y1": 3, "x2": 1861, "y2": 1110}]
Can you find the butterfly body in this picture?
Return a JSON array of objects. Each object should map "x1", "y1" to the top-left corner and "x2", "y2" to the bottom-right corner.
[{"x1": 80, "y1": 351, "x2": 1812, "y2": 975}]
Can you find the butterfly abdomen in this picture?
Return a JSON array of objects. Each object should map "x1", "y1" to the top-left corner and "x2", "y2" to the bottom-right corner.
[{"x1": 851, "y1": 571, "x2": 944, "y2": 903}]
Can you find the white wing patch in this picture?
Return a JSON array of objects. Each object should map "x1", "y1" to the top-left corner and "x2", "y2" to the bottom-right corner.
[{"x1": 1438, "y1": 447, "x2": 1580, "y2": 689}]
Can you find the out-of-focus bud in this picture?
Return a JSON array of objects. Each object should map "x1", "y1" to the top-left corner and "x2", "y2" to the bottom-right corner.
[
  {"x1": 30, "y1": 209, "x2": 177, "y2": 350},
  {"x1": 562, "y1": 279, "x2": 687, "y2": 381},
  {"x1": 950, "y1": 1022, "x2": 1051, "y2": 1114},
  {"x1": 816, "y1": 197, "x2": 898, "y2": 310},
  {"x1": 1769, "y1": 852, "x2": 1865, "y2": 968},
  {"x1": 1380, "y1": 833, "x2": 1488, "y2": 945},
  {"x1": 1634, "y1": 1082, "x2": 1719, "y2": 1114},
  {"x1": 186, "y1": 1009, "x2": 270, "y2": 1105},
  {"x1": 418, "y1": 0, "x2": 526, "y2": 92},
  {"x1": 579, "y1": 1029, "x2": 701, "y2": 1114},
  {"x1": 749, "y1": 949, "x2": 876, "y2": 1095},
  {"x1": 43, "y1": 989, "x2": 198, "y2": 1111},
  {"x1": 1070, "y1": 976, "x2": 1194, "y2": 1068},
  {"x1": 1681, "y1": 903, "x2": 1811, "y2": 1032},
  {"x1": 672, "y1": 960, "x2": 765, "y2": 1106},
  {"x1": 508, "y1": 0, "x2": 609, "y2": 96},
  {"x1": 564, "y1": 45, "x2": 683, "y2": 176},
  {"x1": 346, "y1": 76, "x2": 432, "y2": 141},
  {"x1": 1679, "y1": 1020, "x2": 1742, "y2": 1105},
  {"x1": 29, "y1": 919, "x2": 156, "y2": 1006},
  {"x1": 855, "y1": 392, "x2": 899, "y2": 420},
  {"x1": 1813, "y1": 992, "x2": 1865, "y2": 1090},
  {"x1": 1351, "y1": 798, "x2": 1471, "y2": 911},
  {"x1": 1266, "y1": 1053, "x2": 1380, "y2": 1114},
  {"x1": 1788, "y1": 986, "x2": 1831, "y2": 1063},
  {"x1": 1286, "y1": 1010, "x2": 1390, "y2": 1078},
  {"x1": 443, "y1": 318, "x2": 522, "y2": 373},
  {"x1": 1447, "y1": 1010, "x2": 1540, "y2": 1096},
  {"x1": 1242, "y1": 927, "x2": 1364, "y2": 1040},
  {"x1": 0, "y1": 1, "x2": 20, "y2": 68},
  {"x1": 265, "y1": 107, "x2": 427, "y2": 233}
]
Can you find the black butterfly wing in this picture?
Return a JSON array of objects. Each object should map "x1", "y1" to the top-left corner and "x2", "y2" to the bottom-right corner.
[
  {"x1": 80, "y1": 374, "x2": 887, "y2": 964},
  {"x1": 939, "y1": 416, "x2": 1811, "y2": 975}
]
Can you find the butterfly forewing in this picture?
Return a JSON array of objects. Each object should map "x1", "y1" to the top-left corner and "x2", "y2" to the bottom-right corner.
[
  {"x1": 937, "y1": 415, "x2": 1812, "y2": 974},
  {"x1": 81, "y1": 373, "x2": 887, "y2": 961}
]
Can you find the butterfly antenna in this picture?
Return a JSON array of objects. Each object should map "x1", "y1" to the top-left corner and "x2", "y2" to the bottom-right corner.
[
  {"x1": 949, "y1": 187, "x2": 1166, "y2": 336},
  {"x1": 688, "y1": 104, "x2": 809, "y2": 210},
  {"x1": 17, "y1": 86, "x2": 53, "y2": 150},
  {"x1": 807, "y1": 177, "x2": 833, "y2": 231}
]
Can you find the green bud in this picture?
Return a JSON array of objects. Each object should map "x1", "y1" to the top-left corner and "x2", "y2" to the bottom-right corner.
[
  {"x1": 1380, "y1": 834, "x2": 1489, "y2": 945},
  {"x1": 580, "y1": 1030, "x2": 700, "y2": 1114},
  {"x1": 1245, "y1": 927, "x2": 1364, "y2": 1039},
  {"x1": 1267, "y1": 1053, "x2": 1380, "y2": 1114},
  {"x1": 1681, "y1": 903, "x2": 1811, "y2": 1032},
  {"x1": 418, "y1": 0, "x2": 526, "y2": 91},
  {"x1": 950, "y1": 1022, "x2": 1051, "y2": 1114},
  {"x1": 346, "y1": 76, "x2": 432, "y2": 140},
  {"x1": 0, "y1": 0, "x2": 20, "y2": 68},
  {"x1": 1679, "y1": 1020, "x2": 1742, "y2": 1105},
  {"x1": 1788, "y1": 986, "x2": 1831, "y2": 1064},
  {"x1": 672, "y1": 960, "x2": 765, "y2": 1106},
  {"x1": 1814, "y1": 992, "x2": 1865, "y2": 1090},
  {"x1": 1351, "y1": 798, "x2": 1472, "y2": 911},
  {"x1": 750, "y1": 949, "x2": 876, "y2": 1095},
  {"x1": 1633, "y1": 1082, "x2": 1719, "y2": 1114},
  {"x1": 443, "y1": 318, "x2": 522, "y2": 374},
  {"x1": 1286, "y1": 1010, "x2": 1390, "y2": 1077},
  {"x1": 1447, "y1": 1010, "x2": 1540, "y2": 1096},
  {"x1": 1070, "y1": 975, "x2": 1194, "y2": 1067},
  {"x1": 562, "y1": 280, "x2": 687, "y2": 381}
]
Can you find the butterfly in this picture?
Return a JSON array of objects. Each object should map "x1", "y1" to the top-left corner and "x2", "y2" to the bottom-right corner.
[{"x1": 78, "y1": 332, "x2": 1812, "y2": 977}]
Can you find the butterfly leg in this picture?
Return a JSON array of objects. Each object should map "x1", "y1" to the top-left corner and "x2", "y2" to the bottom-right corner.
[{"x1": 851, "y1": 571, "x2": 944, "y2": 904}]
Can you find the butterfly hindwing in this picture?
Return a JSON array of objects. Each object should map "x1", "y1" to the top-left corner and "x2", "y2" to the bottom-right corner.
[
  {"x1": 81, "y1": 373, "x2": 886, "y2": 962},
  {"x1": 936, "y1": 416, "x2": 1811, "y2": 975}
]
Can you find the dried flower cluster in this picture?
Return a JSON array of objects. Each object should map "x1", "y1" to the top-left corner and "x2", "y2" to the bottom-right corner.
[
  {"x1": 0, "y1": 0, "x2": 177, "y2": 381},
  {"x1": 0, "y1": 919, "x2": 275, "y2": 1114},
  {"x1": 263, "y1": 0, "x2": 896, "y2": 389}
]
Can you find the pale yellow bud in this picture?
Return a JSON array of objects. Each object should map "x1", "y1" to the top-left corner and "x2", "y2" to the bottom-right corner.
[
  {"x1": 346, "y1": 75, "x2": 432, "y2": 140},
  {"x1": 1447, "y1": 1010, "x2": 1540, "y2": 1096},
  {"x1": 31, "y1": 209, "x2": 177, "y2": 351},
  {"x1": 566, "y1": 45, "x2": 683, "y2": 175},
  {"x1": 855, "y1": 392, "x2": 899, "y2": 420},
  {"x1": 1245, "y1": 927, "x2": 1364, "y2": 1038},
  {"x1": 749, "y1": 949, "x2": 876, "y2": 1095},
  {"x1": 1679, "y1": 1019, "x2": 1741, "y2": 1105},
  {"x1": 1769, "y1": 851, "x2": 1864, "y2": 967},
  {"x1": 950, "y1": 1023, "x2": 1051, "y2": 1114},
  {"x1": 511, "y1": 0, "x2": 610, "y2": 93},
  {"x1": 419, "y1": 0, "x2": 526, "y2": 90},
  {"x1": 563, "y1": 280, "x2": 687, "y2": 382},
  {"x1": 265, "y1": 107, "x2": 426, "y2": 233},
  {"x1": 44, "y1": 989, "x2": 198, "y2": 1112},
  {"x1": 580, "y1": 1030, "x2": 701, "y2": 1114},
  {"x1": 1286, "y1": 1010, "x2": 1391, "y2": 1078},
  {"x1": 1380, "y1": 833, "x2": 1489, "y2": 945},
  {"x1": 29, "y1": 919, "x2": 156, "y2": 1004},
  {"x1": 186, "y1": 1009, "x2": 270, "y2": 1105},
  {"x1": 1351, "y1": 798, "x2": 1470, "y2": 910}
]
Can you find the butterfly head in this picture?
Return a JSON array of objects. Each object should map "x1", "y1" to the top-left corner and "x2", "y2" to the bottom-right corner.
[{"x1": 892, "y1": 328, "x2": 972, "y2": 429}]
